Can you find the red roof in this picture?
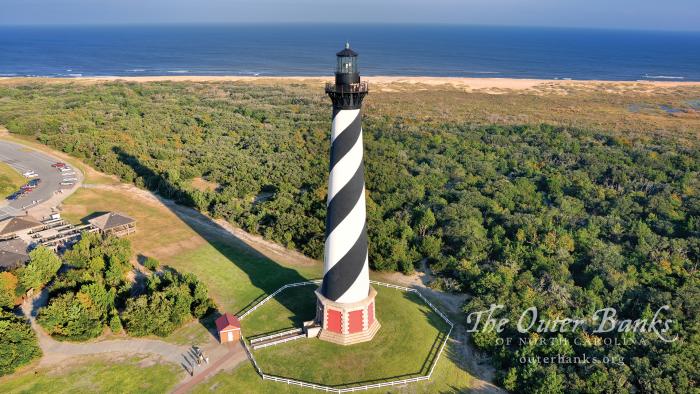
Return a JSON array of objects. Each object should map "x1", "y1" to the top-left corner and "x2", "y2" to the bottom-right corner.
[{"x1": 215, "y1": 312, "x2": 241, "y2": 332}]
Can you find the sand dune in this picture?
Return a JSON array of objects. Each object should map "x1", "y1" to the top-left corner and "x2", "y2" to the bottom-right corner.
[{"x1": 2, "y1": 76, "x2": 699, "y2": 96}]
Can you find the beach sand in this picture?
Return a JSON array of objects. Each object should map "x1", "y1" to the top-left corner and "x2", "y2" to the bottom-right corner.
[{"x1": 2, "y1": 75, "x2": 699, "y2": 94}]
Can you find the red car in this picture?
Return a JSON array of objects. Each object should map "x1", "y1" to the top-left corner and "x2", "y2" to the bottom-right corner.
[{"x1": 51, "y1": 162, "x2": 66, "y2": 168}]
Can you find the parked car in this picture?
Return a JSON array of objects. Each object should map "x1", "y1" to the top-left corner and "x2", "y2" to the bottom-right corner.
[
  {"x1": 60, "y1": 182, "x2": 75, "y2": 186},
  {"x1": 63, "y1": 177, "x2": 78, "y2": 182},
  {"x1": 51, "y1": 162, "x2": 66, "y2": 168},
  {"x1": 28, "y1": 179, "x2": 41, "y2": 186},
  {"x1": 59, "y1": 167, "x2": 72, "y2": 172},
  {"x1": 23, "y1": 170, "x2": 38, "y2": 178}
]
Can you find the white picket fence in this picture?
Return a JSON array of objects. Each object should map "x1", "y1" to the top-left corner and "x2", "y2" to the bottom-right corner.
[
  {"x1": 250, "y1": 328, "x2": 303, "y2": 344},
  {"x1": 239, "y1": 280, "x2": 455, "y2": 393},
  {"x1": 253, "y1": 333, "x2": 307, "y2": 349},
  {"x1": 238, "y1": 280, "x2": 322, "y2": 320}
]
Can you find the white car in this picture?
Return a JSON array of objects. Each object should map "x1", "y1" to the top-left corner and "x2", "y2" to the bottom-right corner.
[
  {"x1": 60, "y1": 182, "x2": 74, "y2": 186},
  {"x1": 62, "y1": 172, "x2": 76, "y2": 176},
  {"x1": 26, "y1": 173, "x2": 39, "y2": 178},
  {"x1": 63, "y1": 177, "x2": 78, "y2": 182},
  {"x1": 23, "y1": 170, "x2": 36, "y2": 177},
  {"x1": 59, "y1": 167, "x2": 72, "y2": 172}
]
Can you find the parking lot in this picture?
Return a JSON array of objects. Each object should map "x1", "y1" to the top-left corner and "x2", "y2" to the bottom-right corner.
[{"x1": 0, "y1": 141, "x2": 79, "y2": 220}]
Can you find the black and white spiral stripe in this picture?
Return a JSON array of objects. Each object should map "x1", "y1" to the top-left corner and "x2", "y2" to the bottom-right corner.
[{"x1": 321, "y1": 108, "x2": 370, "y2": 303}]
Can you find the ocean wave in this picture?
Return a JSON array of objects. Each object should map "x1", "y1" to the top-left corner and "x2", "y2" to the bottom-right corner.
[
  {"x1": 67, "y1": 73, "x2": 83, "y2": 77},
  {"x1": 167, "y1": 70, "x2": 190, "y2": 74},
  {"x1": 126, "y1": 69, "x2": 146, "y2": 72},
  {"x1": 643, "y1": 74, "x2": 685, "y2": 80},
  {"x1": 0, "y1": 73, "x2": 18, "y2": 77}
]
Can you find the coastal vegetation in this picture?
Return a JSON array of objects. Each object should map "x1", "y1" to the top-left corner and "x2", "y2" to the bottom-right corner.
[
  {"x1": 0, "y1": 311, "x2": 41, "y2": 376},
  {"x1": 0, "y1": 80, "x2": 698, "y2": 392},
  {"x1": 37, "y1": 232, "x2": 214, "y2": 341},
  {"x1": 0, "y1": 249, "x2": 52, "y2": 376}
]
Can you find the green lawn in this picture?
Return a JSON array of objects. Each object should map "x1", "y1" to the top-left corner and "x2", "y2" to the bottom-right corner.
[
  {"x1": 0, "y1": 161, "x2": 26, "y2": 197},
  {"x1": 166, "y1": 241, "x2": 321, "y2": 315},
  {"x1": 197, "y1": 354, "x2": 472, "y2": 394},
  {"x1": 0, "y1": 355, "x2": 181, "y2": 393},
  {"x1": 245, "y1": 286, "x2": 451, "y2": 386},
  {"x1": 199, "y1": 285, "x2": 472, "y2": 393},
  {"x1": 241, "y1": 284, "x2": 318, "y2": 338}
]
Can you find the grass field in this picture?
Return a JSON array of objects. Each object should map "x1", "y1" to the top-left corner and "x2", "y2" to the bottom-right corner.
[
  {"x1": 242, "y1": 285, "x2": 451, "y2": 386},
  {"x1": 241, "y1": 284, "x2": 318, "y2": 338},
  {"x1": 0, "y1": 355, "x2": 180, "y2": 393},
  {"x1": 200, "y1": 285, "x2": 471, "y2": 393},
  {"x1": 0, "y1": 161, "x2": 26, "y2": 197},
  {"x1": 195, "y1": 351, "x2": 472, "y2": 394}
]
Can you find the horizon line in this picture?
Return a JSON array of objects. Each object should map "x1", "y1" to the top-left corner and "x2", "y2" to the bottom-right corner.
[{"x1": 1, "y1": 22, "x2": 699, "y2": 34}]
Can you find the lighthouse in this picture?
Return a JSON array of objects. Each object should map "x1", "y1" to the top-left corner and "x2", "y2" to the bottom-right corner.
[{"x1": 315, "y1": 43, "x2": 380, "y2": 345}]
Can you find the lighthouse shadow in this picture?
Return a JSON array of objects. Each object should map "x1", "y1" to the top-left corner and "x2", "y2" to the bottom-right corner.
[{"x1": 113, "y1": 148, "x2": 313, "y2": 321}]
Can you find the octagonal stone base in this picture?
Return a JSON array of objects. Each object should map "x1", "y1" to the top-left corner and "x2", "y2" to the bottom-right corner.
[{"x1": 315, "y1": 287, "x2": 380, "y2": 345}]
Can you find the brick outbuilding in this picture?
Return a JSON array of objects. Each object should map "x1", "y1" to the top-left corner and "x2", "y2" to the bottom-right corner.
[{"x1": 215, "y1": 312, "x2": 241, "y2": 344}]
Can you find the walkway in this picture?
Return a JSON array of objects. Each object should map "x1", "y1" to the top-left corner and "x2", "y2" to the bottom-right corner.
[
  {"x1": 171, "y1": 343, "x2": 247, "y2": 394},
  {"x1": 20, "y1": 290, "x2": 248, "y2": 393}
]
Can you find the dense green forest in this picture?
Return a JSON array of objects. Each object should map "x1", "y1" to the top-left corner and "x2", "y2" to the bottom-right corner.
[{"x1": 0, "y1": 81, "x2": 698, "y2": 392}]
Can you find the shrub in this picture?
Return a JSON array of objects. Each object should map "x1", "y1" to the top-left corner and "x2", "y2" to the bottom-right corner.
[
  {"x1": 18, "y1": 246, "x2": 62, "y2": 291},
  {"x1": 122, "y1": 269, "x2": 214, "y2": 336},
  {"x1": 143, "y1": 256, "x2": 160, "y2": 271},
  {"x1": 109, "y1": 311, "x2": 123, "y2": 334},
  {"x1": 0, "y1": 311, "x2": 41, "y2": 376},
  {"x1": 36, "y1": 290, "x2": 106, "y2": 341},
  {"x1": 0, "y1": 272, "x2": 18, "y2": 309}
]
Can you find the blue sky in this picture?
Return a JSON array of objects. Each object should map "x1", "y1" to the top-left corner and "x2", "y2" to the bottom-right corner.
[{"x1": 1, "y1": 0, "x2": 698, "y2": 31}]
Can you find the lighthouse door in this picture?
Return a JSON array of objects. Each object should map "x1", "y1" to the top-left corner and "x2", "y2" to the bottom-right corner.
[{"x1": 227, "y1": 331, "x2": 233, "y2": 342}]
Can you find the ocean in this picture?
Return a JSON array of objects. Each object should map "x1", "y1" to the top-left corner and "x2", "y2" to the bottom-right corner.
[{"x1": 1, "y1": 24, "x2": 699, "y2": 81}]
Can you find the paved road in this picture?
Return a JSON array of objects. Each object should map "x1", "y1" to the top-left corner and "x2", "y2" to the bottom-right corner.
[{"x1": 0, "y1": 140, "x2": 79, "y2": 219}]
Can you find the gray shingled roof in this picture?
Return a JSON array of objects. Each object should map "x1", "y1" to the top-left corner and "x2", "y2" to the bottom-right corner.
[
  {"x1": 0, "y1": 239, "x2": 29, "y2": 271},
  {"x1": 0, "y1": 216, "x2": 43, "y2": 236},
  {"x1": 88, "y1": 212, "x2": 135, "y2": 230}
]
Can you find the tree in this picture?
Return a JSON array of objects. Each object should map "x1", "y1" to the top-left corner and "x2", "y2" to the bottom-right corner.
[
  {"x1": 36, "y1": 289, "x2": 105, "y2": 340},
  {"x1": 0, "y1": 272, "x2": 18, "y2": 309},
  {"x1": 0, "y1": 311, "x2": 41, "y2": 376},
  {"x1": 19, "y1": 246, "x2": 62, "y2": 291},
  {"x1": 109, "y1": 310, "x2": 123, "y2": 334},
  {"x1": 414, "y1": 207, "x2": 436, "y2": 237}
]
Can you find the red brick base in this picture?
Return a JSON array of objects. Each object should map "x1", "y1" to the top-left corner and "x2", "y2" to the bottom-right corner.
[{"x1": 315, "y1": 287, "x2": 380, "y2": 345}]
